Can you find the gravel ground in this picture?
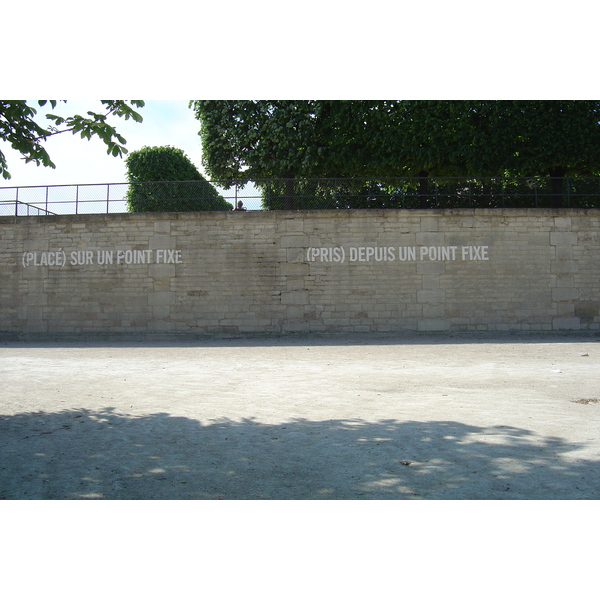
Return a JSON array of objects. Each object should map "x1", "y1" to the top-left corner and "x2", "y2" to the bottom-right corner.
[{"x1": 1, "y1": 332, "x2": 599, "y2": 500}]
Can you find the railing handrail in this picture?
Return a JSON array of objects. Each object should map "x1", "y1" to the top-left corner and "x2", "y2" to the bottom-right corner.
[
  {"x1": 3, "y1": 176, "x2": 600, "y2": 215},
  {"x1": 0, "y1": 198, "x2": 57, "y2": 217}
]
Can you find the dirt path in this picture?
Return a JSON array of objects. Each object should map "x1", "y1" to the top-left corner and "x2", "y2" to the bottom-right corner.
[{"x1": 1, "y1": 333, "x2": 599, "y2": 499}]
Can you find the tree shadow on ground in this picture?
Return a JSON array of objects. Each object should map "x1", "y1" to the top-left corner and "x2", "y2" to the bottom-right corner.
[{"x1": 1, "y1": 408, "x2": 598, "y2": 499}]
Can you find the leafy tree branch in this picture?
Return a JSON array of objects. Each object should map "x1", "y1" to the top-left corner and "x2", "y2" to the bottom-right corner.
[{"x1": 0, "y1": 100, "x2": 144, "y2": 180}]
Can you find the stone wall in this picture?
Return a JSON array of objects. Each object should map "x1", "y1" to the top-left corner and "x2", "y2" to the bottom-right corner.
[{"x1": 1, "y1": 209, "x2": 599, "y2": 336}]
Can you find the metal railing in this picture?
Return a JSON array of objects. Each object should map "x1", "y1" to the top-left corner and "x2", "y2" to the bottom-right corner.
[
  {"x1": 0, "y1": 199, "x2": 57, "y2": 217},
  {"x1": 0, "y1": 183, "x2": 131, "y2": 216},
  {"x1": 2, "y1": 177, "x2": 600, "y2": 216}
]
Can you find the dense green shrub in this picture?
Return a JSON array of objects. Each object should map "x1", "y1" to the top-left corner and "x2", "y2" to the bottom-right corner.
[{"x1": 126, "y1": 145, "x2": 232, "y2": 212}]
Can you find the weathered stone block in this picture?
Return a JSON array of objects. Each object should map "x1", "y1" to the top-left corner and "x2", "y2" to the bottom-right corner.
[
  {"x1": 417, "y1": 289, "x2": 445, "y2": 303},
  {"x1": 550, "y1": 232, "x2": 578, "y2": 246},
  {"x1": 551, "y1": 288, "x2": 579, "y2": 302},
  {"x1": 148, "y1": 292, "x2": 175, "y2": 306},
  {"x1": 418, "y1": 318, "x2": 451, "y2": 331},
  {"x1": 416, "y1": 232, "x2": 445, "y2": 246},
  {"x1": 281, "y1": 290, "x2": 309, "y2": 305},
  {"x1": 553, "y1": 317, "x2": 581, "y2": 330}
]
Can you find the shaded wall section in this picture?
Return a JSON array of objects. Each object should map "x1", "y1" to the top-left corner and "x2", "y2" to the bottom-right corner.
[{"x1": 1, "y1": 209, "x2": 599, "y2": 336}]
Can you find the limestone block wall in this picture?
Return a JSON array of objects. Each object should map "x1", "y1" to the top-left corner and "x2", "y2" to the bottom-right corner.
[{"x1": 1, "y1": 209, "x2": 599, "y2": 336}]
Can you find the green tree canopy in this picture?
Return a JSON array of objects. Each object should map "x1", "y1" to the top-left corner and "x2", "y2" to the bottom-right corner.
[
  {"x1": 191, "y1": 100, "x2": 383, "y2": 208},
  {"x1": 125, "y1": 145, "x2": 232, "y2": 212},
  {"x1": 191, "y1": 101, "x2": 328, "y2": 181},
  {"x1": 498, "y1": 101, "x2": 600, "y2": 177},
  {"x1": 0, "y1": 100, "x2": 144, "y2": 180},
  {"x1": 457, "y1": 101, "x2": 600, "y2": 205},
  {"x1": 192, "y1": 100, "x2": 600, "y2": 208}
]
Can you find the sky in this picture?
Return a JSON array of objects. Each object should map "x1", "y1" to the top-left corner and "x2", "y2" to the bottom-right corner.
[{"x1": 1, "y1": 100, "x2": 206, "y2": 188}]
